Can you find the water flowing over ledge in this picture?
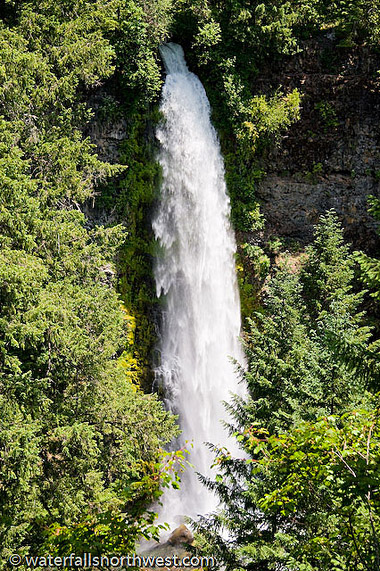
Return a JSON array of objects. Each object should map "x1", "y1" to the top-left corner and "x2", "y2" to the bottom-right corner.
[{"x1": 153, "y1": 42, "x2": 244, "y2": 526}]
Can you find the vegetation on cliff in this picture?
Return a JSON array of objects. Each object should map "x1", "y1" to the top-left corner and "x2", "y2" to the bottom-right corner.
[
  {"x1": 0, "y1": 0, "x2": 179, "y2": 561},
  {"x1": 196, "y1": 214, "x2": 380, "y2": 569},
  {"x1": 0, "y1": 0, "x2": 380, "y2": 568}
]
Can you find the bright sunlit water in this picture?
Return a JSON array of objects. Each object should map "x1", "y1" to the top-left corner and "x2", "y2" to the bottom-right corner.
[{"x1": 153, "y1": 42, "x2": 244, "y2": 527}]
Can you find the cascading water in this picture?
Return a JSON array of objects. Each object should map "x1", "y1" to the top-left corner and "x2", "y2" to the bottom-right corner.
[{"x1": 153, "y1": 43, "x2": 244, "y2": 526}]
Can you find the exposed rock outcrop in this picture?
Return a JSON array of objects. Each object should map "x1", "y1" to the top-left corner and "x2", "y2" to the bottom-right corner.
[
  {"x1": 167, "y1": 524, "x2": 194, "y2": 546},
  {"x1": 141, "y1": 525, "x2": 194, "y2": 560},
  {"x1": 256, "y1": 35, "x2": 380, "y2": 251}
]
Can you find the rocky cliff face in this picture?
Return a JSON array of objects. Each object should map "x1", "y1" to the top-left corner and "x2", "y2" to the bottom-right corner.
[
  {"x1": 256, "y1": 35, "x2": 380, "y2": 251},
  {"x1": 85, "y1": 38, "x2": 380, "y2": 253}
]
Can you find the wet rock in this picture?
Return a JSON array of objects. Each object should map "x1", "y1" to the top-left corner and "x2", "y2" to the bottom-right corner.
[{"x1": 167, "y1": 524, "x2": 194, "y2": 546}]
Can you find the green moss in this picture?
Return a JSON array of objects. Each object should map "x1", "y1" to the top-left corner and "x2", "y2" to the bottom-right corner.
[
  {"x1": 315, "y1": 101, "x2": 339, "y2": 131},
  {"x1": 305, "y1": 161, "x2": 323, "y2": 183},
  {"x1": 116, "y1": 110, "x2": 161, "y2": 391}
]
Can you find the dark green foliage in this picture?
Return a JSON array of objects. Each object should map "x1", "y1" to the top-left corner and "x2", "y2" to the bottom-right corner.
[
  {"x1": 2, "y1": 0, "x2": 380, "y2": 562},
  {"x1": 196, "y1": 214, "x2": 379, "y2": 569},
  {"x1": 0, "y1": 1, "x2": 179, "y2": 561},
  {"x1": 356, "y1": 197, "x2": 380, "y2": 303},
  {"x1": 301, "y1": 212, "x2": 358, "y2": 315},
  {"x1": 198, "y1": 406, "x2": 380, "y2": 570},
  {"x1": 239, "y1": 213, "x2": 369, "y2": 432},
  {"x1": 112, "y1": 0, "x2": 173, "y2": 101}
]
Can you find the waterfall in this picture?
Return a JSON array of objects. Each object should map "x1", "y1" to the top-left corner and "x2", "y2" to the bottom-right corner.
[{"x1": 153, "y1": 43, "x2": 244, "y2": 526}]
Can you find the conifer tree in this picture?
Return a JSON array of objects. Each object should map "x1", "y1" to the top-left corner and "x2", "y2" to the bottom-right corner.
[{"x1": 195, "y1": 213, "x2": 378, "y2": 570}]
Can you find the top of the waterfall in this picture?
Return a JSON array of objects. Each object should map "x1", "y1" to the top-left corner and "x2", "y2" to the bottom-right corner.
[{"x1": 159, "y1": 43, "x2": 189, "y2": 75}]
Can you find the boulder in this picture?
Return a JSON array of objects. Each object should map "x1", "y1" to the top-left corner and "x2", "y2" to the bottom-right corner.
[{"x1": 167, "y1": 524, "x2": 194, "y2": 546}]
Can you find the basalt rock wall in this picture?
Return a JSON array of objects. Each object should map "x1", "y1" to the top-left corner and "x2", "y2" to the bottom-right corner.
[{"x1": 256, "y1": 36, "x2": 380, "y2": 251}]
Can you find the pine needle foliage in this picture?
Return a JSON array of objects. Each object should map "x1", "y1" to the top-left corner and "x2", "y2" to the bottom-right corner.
[
  {"x1": 194, "y1": 213, "x2": 379, "y2": 570},
  {"x1": 0, "y1": 0, "x2": 179, "y2": 561}
]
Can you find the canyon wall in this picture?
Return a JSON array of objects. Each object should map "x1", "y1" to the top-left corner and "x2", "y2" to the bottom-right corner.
[{"x1": 256, "y1": 36, "x2": 380, "y2": 251}]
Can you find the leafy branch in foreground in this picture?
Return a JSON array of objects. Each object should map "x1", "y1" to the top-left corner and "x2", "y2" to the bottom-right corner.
[
  {"x1": 195, "y1": 405, "x2": 380, "y2": 571},
  {"x1": 44, "y1": 446, "x2": 191, "y2": 554},
  {"x1": 193, "y1": 213, "x2": 379, "y2": 570}
]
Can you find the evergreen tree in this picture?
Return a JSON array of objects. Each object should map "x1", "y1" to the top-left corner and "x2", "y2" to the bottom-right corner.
[
  {"x1": 195, "y1": 214, "x2": 378, "y2": 570},
  {"x1": 0, "y1": 1, "x2": 179, "y2": 560}
]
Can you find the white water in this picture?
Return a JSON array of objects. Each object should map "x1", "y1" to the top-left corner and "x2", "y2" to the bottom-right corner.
[{"x1": 153, "y1": 43, "x2": 244, "y2": 526}]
